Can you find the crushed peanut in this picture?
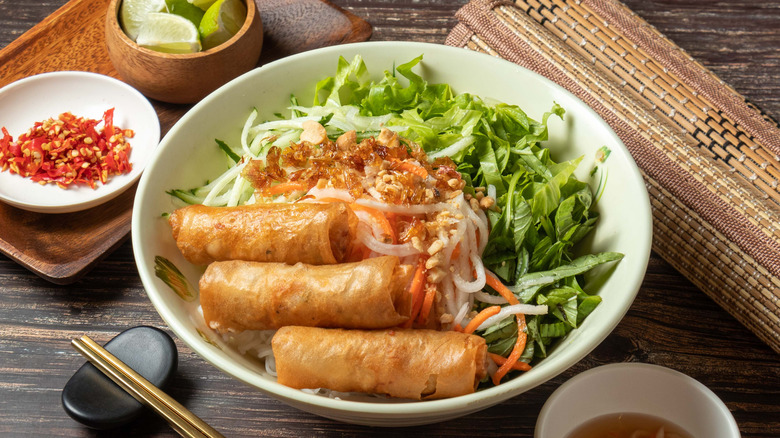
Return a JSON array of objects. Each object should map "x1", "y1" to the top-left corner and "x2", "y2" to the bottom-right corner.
[
  {"x1": 427, "y1": 239, "x2": 444, "y2": 256},
  {"x1": 300, "y1": 120, "x2": 327, "y2": 144},
  {"x1": 336, "y1": 130, "x2": 356, "y2": 150},
  {"x1": 427, "y1": 267, "x2": 447, "y2": 283},
  {"x1": 469, "y1": 197, "x2": 481, "y2": 212},
  {"x1": 479, "y1": 196, "x2": 495, "y2": 209}
]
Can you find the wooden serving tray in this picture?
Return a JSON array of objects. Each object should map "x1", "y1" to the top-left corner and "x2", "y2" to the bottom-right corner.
[{"x1": 0, "y1": 0, "x2": 371, "y2": 284}]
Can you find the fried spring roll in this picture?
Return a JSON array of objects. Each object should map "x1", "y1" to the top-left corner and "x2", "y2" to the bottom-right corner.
[
  {"x1": 168, "y1": 202, "x2": 357, "y2": 265},
  {"x1": 272, "y1": 326, "x2": 488, "y2": 400},
  {"x1": 200, "y1": 256, "x2": 414, "y2": 331}
]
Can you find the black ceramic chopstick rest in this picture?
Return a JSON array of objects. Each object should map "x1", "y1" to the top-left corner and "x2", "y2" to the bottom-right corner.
[{"x1": 62, "y1": 326, "x2": 178, "y2": 430}]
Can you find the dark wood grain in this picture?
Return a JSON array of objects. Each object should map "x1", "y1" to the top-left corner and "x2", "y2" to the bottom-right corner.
[
  {"x1": 0, "y1": 0, "x2": 778, "y2": 437},
  {"x1": 0, "y1": 186, "x2": 135, "y2": 284}
]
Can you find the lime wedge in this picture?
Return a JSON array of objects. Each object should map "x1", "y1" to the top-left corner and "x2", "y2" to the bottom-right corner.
[
  {"x1": 166, "y1": 0, "x2": 205, "y2": 27},
  {"x1": 136, "y1": 12, "x2": 202, "y2": 54},
  {"x1": 120, "y1": 0, "x2": 168, "y2": 41},
  {"x1": 198, "y1": 0, "x2": 247, "y2": 51},
  {"x1": 188, "y1": 0, "x2": 218, "y2": 11}
]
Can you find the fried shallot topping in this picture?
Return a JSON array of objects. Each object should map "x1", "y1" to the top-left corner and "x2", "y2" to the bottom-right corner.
[{"x1": 242, "y1": 126, "x2": 465, "y2": 205}]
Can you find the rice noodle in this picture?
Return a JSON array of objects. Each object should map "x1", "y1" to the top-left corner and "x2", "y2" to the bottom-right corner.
[
  {"x1": 452, "y1": 302, "x2": 471, "y2": 328},
  {"x1": 354, "y1": 198, "x2": 451, "y2": 215},
  {"x1": 476, "y1": 304, "x2": 549, "y2": 332},
  {"x1": 452, "y1": 253, "x2": 486, "y2": 294},
  {"x1": 441, "y1": 278, "x2": 458, "y2": 317},
  {"x1": 353, "y1": 211, "x2": 385, "y2": 238},
  {"x1": 473, "y1": 207, "x2": 489, "y2": 254},
  {"x1": 265, "y1": 355, "x2": 277, "y2": 376},
  {"x1": 357, "y1": 224, "x2": 420, "y2": 257},
  {"x1": 474, "y1": 291, "x2": 508, "y2": 305},
  {"x1": 219, "y1": 329, "x2": 278, "y2": 377}
]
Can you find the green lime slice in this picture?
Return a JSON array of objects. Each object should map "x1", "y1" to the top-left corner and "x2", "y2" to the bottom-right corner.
[
  {"x1": 166, "y1": 0, "x2": 205, "y2": 27},
  {"x1": 136, "y1": 12, "x2": 202, "y2": 54},
  {"x1": 189, "y1": 0, "x2": 218, "y2": 11},
  {"x1": 120, "y1": 0, "x2": 168, "y2": 41},
  {"x1": 198, "y1": 0, "x2": 247, "y2": 51}
]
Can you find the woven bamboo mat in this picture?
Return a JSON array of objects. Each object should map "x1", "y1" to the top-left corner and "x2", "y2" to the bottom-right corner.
[{"x1": 446, "y1": 0, "x2": 780, "y2": 353}]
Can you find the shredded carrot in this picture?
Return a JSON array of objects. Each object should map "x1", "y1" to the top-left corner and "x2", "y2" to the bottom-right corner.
[
  {"x1": 484, "y1": 268, "x2": 527, "y2": 385},
  {"x1": 385, "y1": 211, "x2": 399, "y2": 236},
  {"x1": 391, "y1": 159, "x2": 428, "y2": 179},
  {"x1": 266, "y1": 181, "x2": 309, "y2": 195},
  {"x1": 402, "y1": 259, "x2": 427, "y2": 328},
  {"x1": 452, "y1": 324, "x2": 464, "y2": 332},
  {"x1": 488, "y1": 352, "x2": 532, "y2": 371},
  {"x1": 451, "y1": 242, "x2": 461, "y2": 260},
  {"x1": 492, "y1": 314, "x2": 527, "y2": 385},
  {"x1": 462, "y1": 305, "x2": 501, "y2": 334},
  {"x1": 350, "y1": 203, "x2": 397, "y2": 244},
  {"x1": 416, "y1": 285, "x2": 437, "y2": 325},
  {"x1": 484, "y1": 268, "x2": 520, "y2": 305}
]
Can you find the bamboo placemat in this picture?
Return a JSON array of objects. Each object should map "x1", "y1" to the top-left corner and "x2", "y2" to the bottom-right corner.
[{"x1": 446, "y1": 0, "x2": 780, "y2": 353}]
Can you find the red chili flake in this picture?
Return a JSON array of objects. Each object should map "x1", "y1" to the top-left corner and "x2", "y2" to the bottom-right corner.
[{"x1": 0, "y1": 108, "x2": 134, "y2": 189}]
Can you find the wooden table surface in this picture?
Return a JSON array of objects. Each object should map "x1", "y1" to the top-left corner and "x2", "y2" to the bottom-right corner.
[{"x1": 1, "y1": 0, "x2": 778, "y2": 437}]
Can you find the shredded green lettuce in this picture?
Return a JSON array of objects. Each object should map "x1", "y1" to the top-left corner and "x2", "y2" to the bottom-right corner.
[{"x1": 309, "y1": 55, "x2": 622, "y2": 367}]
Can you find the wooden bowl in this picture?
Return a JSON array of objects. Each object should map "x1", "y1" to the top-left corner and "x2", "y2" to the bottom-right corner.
[{"x1": 105, "y1": 0, "x2": 263, "y2": 104}]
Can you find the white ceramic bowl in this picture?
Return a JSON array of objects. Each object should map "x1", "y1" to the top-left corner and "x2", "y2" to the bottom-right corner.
[
  {"x1": 132, "y1": 42, "x2": 653, "y2": 426},
  {"x1": 0, "y1": 71, "x2": 159, "y2": 213},
  {"x1": 535, "y1": 363, "x2": 740, "y2": 437}
]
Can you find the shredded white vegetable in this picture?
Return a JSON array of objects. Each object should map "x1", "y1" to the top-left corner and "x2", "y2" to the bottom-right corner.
[
  {"x1": 427, "y1": 135, "x2": 475, "y2": 159},
  {"x1": 476, "y1": 304, "x2": 549, "y2": 332}
]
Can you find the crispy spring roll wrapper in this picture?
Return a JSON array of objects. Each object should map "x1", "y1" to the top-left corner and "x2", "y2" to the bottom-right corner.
[
  {"x1": 200, "y1": 255, "x2": 414, "y2": 331},
  {"x1": 168, "y1": 202, "x2": 357, "y2": 265},
  {"x1": 272, "y1": 327, "x2": 489, "y2": 400}
]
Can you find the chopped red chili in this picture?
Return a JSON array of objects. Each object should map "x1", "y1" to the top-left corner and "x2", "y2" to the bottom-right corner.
[{"x1": 0, "y1": 108, "x2": 134, "y2": 189}]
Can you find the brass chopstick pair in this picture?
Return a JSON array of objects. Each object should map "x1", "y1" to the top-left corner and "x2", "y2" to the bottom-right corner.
[{"x1": 71, "y1": 335, "x2": 224, "y2": 438}]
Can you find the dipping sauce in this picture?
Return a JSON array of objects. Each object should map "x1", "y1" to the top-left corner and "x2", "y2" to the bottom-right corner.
[{"x1": 566, "y1": 412, "x2": 693, "y2": 438}]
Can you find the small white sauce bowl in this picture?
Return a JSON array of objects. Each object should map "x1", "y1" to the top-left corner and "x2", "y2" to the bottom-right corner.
[
  {"x1": 535, "y1": 363, "x2": 740, "y2": 438},
  {"x1": 0, "y1": 71, "x2": 159, "y2": 213}
]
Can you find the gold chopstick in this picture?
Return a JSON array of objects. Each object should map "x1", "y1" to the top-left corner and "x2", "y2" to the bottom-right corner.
[{"x1": 71, "y1": 335, "x2": 224, "y2": 438}]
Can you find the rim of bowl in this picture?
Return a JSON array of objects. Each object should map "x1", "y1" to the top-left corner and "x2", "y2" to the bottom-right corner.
[
  {"x1": 133, "y1": 41, "x2": 654, "y2": 417},
  {"x1": 535, "y1": 363, "x2": 741, "y2": 437},
  {"x1": 106, "y1": 0, "x2": 258, "y2": 58}
]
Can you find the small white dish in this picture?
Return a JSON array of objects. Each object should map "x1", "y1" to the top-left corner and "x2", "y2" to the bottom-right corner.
[
  {"x1": 0, "y1": 71, "x2": 160, "y2": 213},
  {"x1": 535, "y1": 363, "x2": 740, "y2": 438}
]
